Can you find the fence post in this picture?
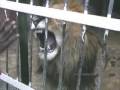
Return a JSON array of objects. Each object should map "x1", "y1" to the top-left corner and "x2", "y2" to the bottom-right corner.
[{"x1": 18, "y1": 0, "x2": 30, "y2": 85}]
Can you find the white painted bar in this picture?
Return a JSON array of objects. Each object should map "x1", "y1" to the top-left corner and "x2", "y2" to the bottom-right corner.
[
  {"x1": 0, "y1": 0, "x2": 120, "y2": 31},
  {"x1": 0, "y1": 73, "x2": 34, "y2": 90}
]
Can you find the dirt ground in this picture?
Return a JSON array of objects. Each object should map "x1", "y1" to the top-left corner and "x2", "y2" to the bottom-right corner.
[{"x1": 0, "y1": 30, "x2": 120, "y2": 90}]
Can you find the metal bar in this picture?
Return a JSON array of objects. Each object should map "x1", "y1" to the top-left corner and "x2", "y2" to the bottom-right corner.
[
  {"x1": 16, "y1": 34, "x2": 21, "y2": 90},
  {"x1": 0, "y1": 1, "x2": 120, "y2": 31},
  {"x1": 103, "y1": 0, "x2": 114, "y2": 69},
  {"x1": 0, "y1": 73, "x2": 34, "y2": 90},
  {"x1": 43, "y1": 17, "x2": 48, "y2": 90},
  {"x1": 76, "y1": 32, "x2": 86, "y2": 90},
  {"x1": 43, "y1": 0, "x2": 49, "y2": 90},
  {"x1": 16, "y1": 0, "x2": 21, "y2": 84},
  {"x1": 18, "y1": 0, "x2": 30, "y2": 85},
  {"x1": 57, "y1": 22, "x2": 66, "y2": 90},
  {"x1": 28, "y1": 0, "x2": 34, "y2": 87},
  {"x1": 76, "y1": 0, "x2": 89, "y2": 90},
  {"x1": 29, "y1": 30, "x2": 33, "y2": 87},
  {"x1": 101, "y1": 1, "x2": 115, "y2": 90},
  {"x1": 6, "y1": 49, "x2": 9, "y2": 90},
  {"x1": 57, "y1": 0, "x2": 68, "y2": 90},
  {"x1": 4, "y1": 8, "x2": 9, "y2": 90},
  {"x1": 94, "y1": 49, "x2": 104, "y2": 90}
]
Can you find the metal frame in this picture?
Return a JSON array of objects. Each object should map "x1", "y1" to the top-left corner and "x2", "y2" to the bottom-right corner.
[{"x1": 0, "y1": 0, "x2": 118, "y2": 90}]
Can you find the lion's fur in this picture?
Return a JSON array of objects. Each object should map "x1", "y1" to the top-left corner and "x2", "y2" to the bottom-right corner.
[{"x1": 38, "y1": 1, "x2": 101, "y2": 90}]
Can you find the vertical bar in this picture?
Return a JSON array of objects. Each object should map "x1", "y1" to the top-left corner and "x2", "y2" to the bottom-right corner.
[
  {"x1": 94, "y1": 54, "x2": 103, "y2": 90},
  {"x1": 16, "y1": 14, "x2": 21, "y2": 83},
  {"x1": 102, "y1": 2, "x2": 114, "y2": 90},
  {"x1": 103, "y1": 0, "x2": 114, "y2": 69},
  {"x1": 6, "y1": 49, "x2": 9, "y2": 90},
  {"x1": 29, "y1": 0, "x2": 33, "y2": 87},
  {"x1": 6, "y1": 50, "x2": 9, "y2": 90},
  {"x1": 16, "y1": 30, "x2": 21, "y2": 90},
  {"x1": 4, "y1": 8, "x2": 9, "y2": 90},
  {"x1": 76, "y1": 27, "x2": 85, "y2": 90},
  {"x1": 57, "y1": 0, "x2": 67, "y2": 90},
  {"x1": 94, "y1": 1, "x2": 114, "y2": 87},
  {"x1": 18, "y1": 0, "x2": 30, "y2": 85},
  {"x1": 43, "y1": 0, "x2": 49, "y2": 90},
  {"x1": 57, "y1": 22, "x2": 66, "y2": 90},
  {"x1": 16, "y1": 0, "x2": 21, "y2": 87},
  {"x1": 29, "y1": 28, "x2": 33, "y2": 86},
  {"x1": 76, "y1": 0, "x2": 89, "y2": 90}
]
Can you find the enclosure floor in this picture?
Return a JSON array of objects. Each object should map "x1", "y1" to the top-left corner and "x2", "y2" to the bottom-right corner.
[{"x1": 0, "y1": 31, "x2": 120, "y2": 90}]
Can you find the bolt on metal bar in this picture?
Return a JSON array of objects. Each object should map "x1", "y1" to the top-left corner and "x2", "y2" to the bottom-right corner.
[
  {"x1": 76, "y1": 0, "x2": 89, "y2": 90},
  {"x1": 104, "y1": 0, "x2": 114, "y2": 42},
  {"x1": 43, "y1": 0, "x2": 49, "y2": 90}
]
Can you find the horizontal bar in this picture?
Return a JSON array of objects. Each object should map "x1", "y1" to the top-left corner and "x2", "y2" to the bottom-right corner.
[
  {"x1": 0, "y1": 73, "x2": 34, "y2": 90},
  {"x1": 0, "y1": 1, "x2": 120, "y2": 31}
]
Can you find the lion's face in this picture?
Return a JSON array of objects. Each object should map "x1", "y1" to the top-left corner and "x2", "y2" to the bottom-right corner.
[{"x1": 32, "y1": 16, "x2": 63, "y2": 61}]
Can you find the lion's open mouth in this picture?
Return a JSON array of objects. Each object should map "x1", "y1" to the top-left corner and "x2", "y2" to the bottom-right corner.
[
  {"x1": 35, "y1": 28, "x2": 59, "y2": 60},
  {"x1": 36, "y1": 29, "x2": 57, "y2": 53},
  {"x1": 32, "y1": 18, "x2": 62, "y2": 60}
]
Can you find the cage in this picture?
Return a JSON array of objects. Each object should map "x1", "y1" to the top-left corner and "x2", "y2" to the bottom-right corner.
[{"x1": 0, "y1": 0, "x2": 120, "y2": 90}]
